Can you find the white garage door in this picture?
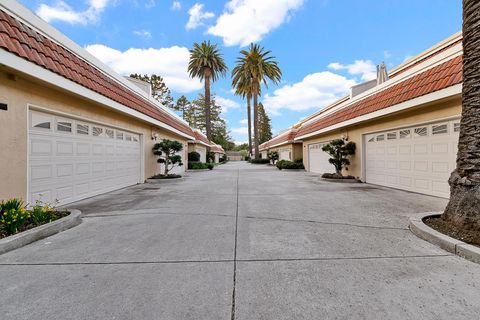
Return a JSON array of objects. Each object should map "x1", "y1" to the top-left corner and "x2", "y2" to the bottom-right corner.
[
  {"x1": 308, "y1": 142, "x2": 335, "y2": 174},
  {"x1": 365, "y1": 119, "x2": 460, "y2": 198},
  {"x1": 279, "y1": 148, "x2": 291, "y2": 161},
  {"x1": 196, "y1": 147, "x2": 206, "y2": 163},
  {"x1": 28, "y1": 110, "x2": 142, "y2": 206}
]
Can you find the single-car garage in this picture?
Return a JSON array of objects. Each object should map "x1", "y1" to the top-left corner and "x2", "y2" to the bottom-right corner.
[
  {"x1": 364, "y1": 119, "x2": 460, "y2": 198},
  {"x1": 308, "y1": 142, "x2": 334, "y2": 174},
  {"x1": 28, "y1": 109, "x2": 142, "y2": 205}
]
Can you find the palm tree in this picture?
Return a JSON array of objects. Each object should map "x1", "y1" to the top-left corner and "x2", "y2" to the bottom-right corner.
[
  {"x1": 442, "y1": 0, "x2": 480, "y2": 231},
  {"x1": 188, "y1": 41, "x2": 227, "y2": 140},
  {"x1": 232, "y1": 76, "x2": 256, "y2": 157},
  {"x1": 232, "y1": 44, "x2": 281, "y2": 159}
]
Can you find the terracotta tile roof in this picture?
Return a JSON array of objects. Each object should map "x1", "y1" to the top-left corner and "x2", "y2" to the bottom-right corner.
[
  {"x1": 296, "y1": 55, "x2": 463, "y2": 138},
  {"x1": 0, "y1": 10, "x2": 194, "y2": 137},
  {"x1": 259, "y1": 128, "x2": 299, "y2": 151},
  {"x1": 193, "y1": 130, "x2": 211, "y2": 146},
  {"x1": 210, "y1": 144, "x2": 225, "y2": 154}
]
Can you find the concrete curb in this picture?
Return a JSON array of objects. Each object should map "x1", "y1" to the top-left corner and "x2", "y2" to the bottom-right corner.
[
  {"x1": 409, "y1": 212, "x2": 480, "y2": 264},
  {"x1": 146, "y1": 177, "x2": 185, "y2": 183},
  {"x1": 0, "y1": 209, "x2": 82, "y2": 255},
  {"x1": 186, "y1": 169, "x2": 212, "y2": 172}
]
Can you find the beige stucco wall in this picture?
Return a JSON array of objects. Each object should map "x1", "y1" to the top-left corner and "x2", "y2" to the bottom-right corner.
[
  {"x1": 301, "y1": 97, "x2": 462, "y2": 179},
  {"x1": 0, "y1": 68, "x2": 189, "y2": 200},
  {"x1": 269, "y1": 143, "x2": 303, "y2": 161}
]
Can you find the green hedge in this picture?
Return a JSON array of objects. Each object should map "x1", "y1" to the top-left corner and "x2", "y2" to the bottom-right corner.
[
  {"x1": 250, "y1": 158, "x2": 270, "y2": 164},
  {"x1": 276, "y1": 160, "x2": 305, "y2": 170},
  {"x1": 188, "y1": 162, "x2": 214, "y2": 170}
]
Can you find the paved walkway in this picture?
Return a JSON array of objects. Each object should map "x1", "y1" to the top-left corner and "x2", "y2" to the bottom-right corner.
[{"x1": 1, "y1": 162, "x2": 479, "y2": 319}]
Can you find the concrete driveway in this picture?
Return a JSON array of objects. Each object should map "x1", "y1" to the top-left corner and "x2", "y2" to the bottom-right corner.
[{"x1": 1, "y1": 161, "x2": 479, "y2": 319}]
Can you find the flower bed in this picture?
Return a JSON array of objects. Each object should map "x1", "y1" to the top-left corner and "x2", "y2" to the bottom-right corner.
[{"x1": 1, "y1": 199, "x2": 68, "y2": 239}]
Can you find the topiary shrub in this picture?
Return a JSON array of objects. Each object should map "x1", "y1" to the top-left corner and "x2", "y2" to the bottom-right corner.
[
  {"x1": 276, "y1": 160, "x2": 305, "y2": 170},
  {"x1": 188, "y1": 151, "x2": 200, "y2": 162},
  {"x1": 294, "y1": 158, "x2": 303, "y2": 164},
  {"x1": 268, "y1": 151, "x2": 279, "y2": 164},
  {"x1": 250, "y1": 158, "x2": 270, "y2": 164},
  {"x1": 321, "y1": 139, "x2": 356, "y2": 176},
  {"x1": 153, "y1": 139, "x2": 184, "y2": 176}
]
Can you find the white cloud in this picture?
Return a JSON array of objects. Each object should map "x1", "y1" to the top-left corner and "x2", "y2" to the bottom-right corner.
[
  {"x1": 216, "y1": 96, "x2": 241, "y2": 113},
  {"x1": 208, "y1": 0, "x2": 304, "y2": 47},
  {"x1": 262, "y1": 72, "x2": 357, "y2": 115},
  {"x1": 328, "y1": 60, "x2": 376, "y2": 82},
  {"x1": 383, "y1": 50, "x2": 392, "y2": 59},
  {"x1": 232, "y1": 127, "x2": 248, "y2": 135},
  {"x1": 85, "y1": 44, "x2": 202, "y2": 93},
  {"x1": 239, "y1": 119, "x2": 248, "y2": 124},
  {"x1": 133, "y1": 29, "x2": 152, "y2": 39},
  {"x1": 186, "y1": 3, "x2": 214, "y2": 30},
  {"x1": 36, "y1": 0, "x2": 111, "y2": 25},
  {"x1": 171, "y1": 1, "x2": 181, "y2": 10}
]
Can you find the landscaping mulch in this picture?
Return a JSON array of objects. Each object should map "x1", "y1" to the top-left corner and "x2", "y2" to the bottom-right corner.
[
  {"x1": 149, "y1": 174, "x2": 182, "y2": 179},
  {"x1": 424, "y1": 216, "x2": 480, "y2": 248},
  {"x1": 0, "y1": 211, "x2": 69, "y2": 239}
]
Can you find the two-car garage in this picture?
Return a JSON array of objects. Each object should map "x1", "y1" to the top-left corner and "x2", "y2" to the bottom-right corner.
[
  {"x1": 28, "y1": 109, "x2": 142, "y2": 206},
  {"x1": 305, "y1": 118, "x2": 459, "y2": 198}
]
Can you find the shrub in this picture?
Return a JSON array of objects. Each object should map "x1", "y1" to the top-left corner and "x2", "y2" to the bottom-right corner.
[
  {"x1": 321, "y1": 139, "x2": 356, "y2": 176},
  {"x1": 188, "y1": 151, "x2": 200, "y2": 162},
  {"x1": 268, "y1": 151, "x2": 279, "y2": 164},
  {"x1": 294, "y1": 158, "x2": 303, "y2": 164},
  {"x1": 153, "y1": 139, "x2": 184, "y2": 175},
  {"x1": 207, "y1": 151, "x2": 215, "y2": 163},
  {"x1": 188, "y1": 162, "x2": 214, "y2": 170},
  {"x1": 276, "y1": 160, "x2": 305, "y2": 170},
  {"x1": 0, "y1": 199, "x2": 30, "y2": 235},
  {"x1": 244, "y1": 156, "x2": 251, "y2": 161},
  {"x1": 220, "y1": 155, "x2": 227, "y2": 163},
  {"x1": 250, "y1": 158, "x2": 270, "y2": 164}
]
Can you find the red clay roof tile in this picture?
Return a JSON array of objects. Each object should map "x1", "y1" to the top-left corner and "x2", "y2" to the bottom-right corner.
[
  {"x1": 0, "y1": 9, "x2": 193, "y2": 138},
  {"x1": 296, "y1": 55, "x2": 463, "y2": 138}
]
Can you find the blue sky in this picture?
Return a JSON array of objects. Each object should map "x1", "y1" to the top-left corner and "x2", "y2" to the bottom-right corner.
[{"x1": 19, "y1": 0, "x2": 461, "y2": 144}]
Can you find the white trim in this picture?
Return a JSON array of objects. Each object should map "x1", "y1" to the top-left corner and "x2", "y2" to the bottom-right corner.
[
  {"x1": 300, "y1": 43, "x2": 462, "y2": 129},
  {"x1": 295, "y1": 84, "x2": 462, "y2": 141},
  {"x1": 0, "y1": 49, "x2": 194, "y2": 141}
]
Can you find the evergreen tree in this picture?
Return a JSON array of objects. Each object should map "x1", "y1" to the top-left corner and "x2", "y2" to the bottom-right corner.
[
  {"x1": 129, "y1": 74, "x2": 174, "y2": 109},
  {"x1": 257, "y1": 103, "x2": 272, "y2": 144},
  {"x1": 175, "y1": 95, "x2": 190, "y2": 119}
]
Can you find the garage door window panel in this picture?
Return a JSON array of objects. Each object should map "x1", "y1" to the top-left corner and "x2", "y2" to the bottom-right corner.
[
  {"x1": 93, "y1": 126, "x2": 104, "y2": 137},
  {"x1": 31, "y1": 112, "x2": 52, "y2": 130},
  {"x1": 399, "y1": 129, "x2": 411, "y2": 139},
  {"x1": 432, "y1": 124, "x2": 448, "y2": 135},
  {"x1": 77, "y1": 123, "x2": 89, "y2": 135},
  {"x1": 414, "y1": 127, "x2": 428, "y2": 138},
  {"x1": 56, "y1": 119, "x2": 72, "y2": 133},
  {"x1": 105, "y1": 128, "x2": 114, "y2": 139}
]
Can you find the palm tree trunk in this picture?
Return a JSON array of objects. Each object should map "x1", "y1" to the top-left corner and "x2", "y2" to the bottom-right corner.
[
  {"x1": 204, "y1": 69, "x2": 212, "y2": 141},
  {"x1": 442, "y1": 0, "x2": 480, "y2": 231},
  {"x1": 247, "y1": 94, "x2": 253, "y2": 157},
  {"x1": 253, "y1": 85, "x2": 260, "y2": 159}
]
